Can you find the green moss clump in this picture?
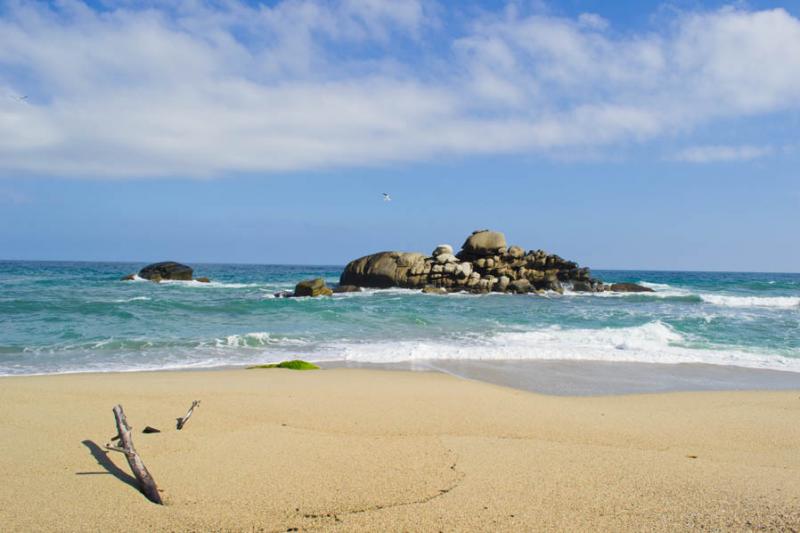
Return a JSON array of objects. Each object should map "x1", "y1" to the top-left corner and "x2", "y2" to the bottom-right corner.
[{"x1": 247, "y1": 359, "x2": 320, "y2": 371}]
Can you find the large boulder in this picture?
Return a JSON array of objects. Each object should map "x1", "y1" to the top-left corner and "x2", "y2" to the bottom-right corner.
[
  {"x1": 610, "y1": 282, "x2": 654, "y2": 293},
  {"x1": 294, "y1": 278, "x2": 333, "y2": 297},
  {"x1": 340, "y1": 251, "x2": 426, "y2": 288},
  {"x1": 460, "y1": 230, "x2": 507, "y2": 257},
  {"x1": 138, "y1": 261, "x2": 193, "y2": 281}
]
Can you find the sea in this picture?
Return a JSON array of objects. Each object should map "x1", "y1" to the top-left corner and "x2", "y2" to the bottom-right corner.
[{"x1": 1, "y1": 261, "x2": 799, "y2": 378}]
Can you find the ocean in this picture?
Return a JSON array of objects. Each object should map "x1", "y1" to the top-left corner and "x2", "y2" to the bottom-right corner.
[{"x1": 0, "y1": 261, "x2": 798, "y2": 377}]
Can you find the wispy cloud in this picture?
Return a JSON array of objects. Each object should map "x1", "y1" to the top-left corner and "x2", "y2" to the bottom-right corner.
[
  {"x1": 671, "y1": 144, "x2": 774, "y2": 163},
  {"x1": 0, "y1": 1, "x2": 799, "y2": 178}
]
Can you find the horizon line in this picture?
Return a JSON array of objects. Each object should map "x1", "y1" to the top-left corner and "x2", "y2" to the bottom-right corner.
[{"x1": 0, "y1": 258, "x2": 797, "y2": 276}]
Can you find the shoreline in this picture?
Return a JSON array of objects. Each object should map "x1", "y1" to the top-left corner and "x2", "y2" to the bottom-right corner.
[
  {"x1": 4, "y1": 358, "x2": 800, "y2": 396},
  {"x1": 1, "y1": 366, "x2": 798, "y2": 531},
  {"x1": 322, "y1": 359, "x2": 800, "y2": 396}
]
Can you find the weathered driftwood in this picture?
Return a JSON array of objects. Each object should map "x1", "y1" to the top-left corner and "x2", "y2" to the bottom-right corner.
[
  {"x1": 176, "y1": 400, "x2": 200, "y2": 430},
  {"x1": 105, "y1": 405, "x2": 163, "y2": 504}
]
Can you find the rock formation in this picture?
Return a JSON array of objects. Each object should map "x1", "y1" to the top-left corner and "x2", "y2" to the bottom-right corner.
[
  {"x1": 138, "y1": 261, "x2": 193, "y2": 282},
  {"x1": 340, "y1": 230, "x2": 608, "y2": 294}
]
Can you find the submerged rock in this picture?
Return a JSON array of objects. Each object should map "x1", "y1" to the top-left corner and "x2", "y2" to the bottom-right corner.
[
  {"x1": 610, "y1": 283, "x2": 654, "y2": 293},
  {"x1": 422, "y1": 286, "x2": 448, "y2": 295},
  {"x1": 294, "y1": 278, "x2": 333, "y2": 297},
  {"x1": 273, "y1": 290, "x2": 294, "y2": 298},
  {"x1": 333, "y1": 284, "x2": 362, "y2": 293},
  {"x1": 138, "y1": 261, "x2": 193, "y2": 282}
]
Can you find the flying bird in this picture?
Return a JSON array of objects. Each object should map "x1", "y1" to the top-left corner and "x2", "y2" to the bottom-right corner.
[
  {"x1": 382, "y1": 193, "x2": 392, "y2": 202},
  {"x1": 8, "y1": 94, "x2": 27, "y2": 102}
]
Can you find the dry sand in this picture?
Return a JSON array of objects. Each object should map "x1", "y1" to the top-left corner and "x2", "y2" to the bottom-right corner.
[{"x1": 0, "y1": 367, "x2": 798, "y2": 532}]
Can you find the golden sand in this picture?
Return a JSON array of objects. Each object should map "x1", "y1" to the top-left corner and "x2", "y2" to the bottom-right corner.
[{"x1": 0, "y1": 368, "x2": 798, "y2": 531}]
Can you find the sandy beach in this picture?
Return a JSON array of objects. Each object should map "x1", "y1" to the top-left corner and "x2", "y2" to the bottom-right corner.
[{"x1": 0, "y1": 367, "x2": 798, "y2": 532}]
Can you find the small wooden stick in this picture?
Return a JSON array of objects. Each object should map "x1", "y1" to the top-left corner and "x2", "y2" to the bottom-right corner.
[
  {"x1": 109, "y1": 404, "x2": 163, "y2": 504},
  {"x1": 176, "y1": 400, "x2": 200, "y2": 430}
]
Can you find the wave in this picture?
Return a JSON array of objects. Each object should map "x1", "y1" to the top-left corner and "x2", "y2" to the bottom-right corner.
[
  {"x1": 5, "y1": 321, "x2": 800, "y2": 376},
  {"x1": 112, "y1": 296, "x2": 151, "y2": 303},
  {"x1": 324, "y1": 321, "x2": 800, "y2": 373},
  {"x1": 213, "y1": 332, "x2": 308, "y2": 348},
  {"x1": 563, "y1": 281, "x2": 800, "y2": 310},
  {"x1": 698, "y1": 294, "x2": 800, "y2": 309},
  {"x1": 158, "y1": 279, "x2": 261, "y2": 289}
]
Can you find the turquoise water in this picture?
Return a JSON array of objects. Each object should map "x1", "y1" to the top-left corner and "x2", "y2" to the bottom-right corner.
[{"x1": 0, "y1": 261, "x2": 798, "y2": 376}]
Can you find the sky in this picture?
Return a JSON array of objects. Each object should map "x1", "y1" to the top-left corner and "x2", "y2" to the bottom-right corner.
[{"x1": 0, "y1": 0, "x2": 799, "y2": 271}]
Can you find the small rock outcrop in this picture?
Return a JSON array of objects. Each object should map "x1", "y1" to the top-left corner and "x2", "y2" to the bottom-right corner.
[
  {"x1": 138, "y1": 261, "x2": 193, "y2": 282},
  {"x1": 339, "y1": 230, "x2": 607, "y2": 294},
  {"x1": 294, "y1": 278, "x2": 333, "y2": 297}
]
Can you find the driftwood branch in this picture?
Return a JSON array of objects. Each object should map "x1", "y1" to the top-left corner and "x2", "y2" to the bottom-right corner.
[
  {"x1": 107, "y1": 404, "x2": 163, "y2": 504},
  {"x1": 176, "y1": 400, "x2": 200, "y2": 430}
]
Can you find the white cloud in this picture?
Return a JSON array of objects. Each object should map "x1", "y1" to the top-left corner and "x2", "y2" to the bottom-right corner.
[
  {"x1": 0, "y1": 1, "x2": 799, "y2": 178},
  {"x1": 671, "y1": 144, "x2": 774, "y2": 163}
]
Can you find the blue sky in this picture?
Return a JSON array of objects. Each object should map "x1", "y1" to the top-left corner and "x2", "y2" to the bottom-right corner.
[{"x1": 0, "y1": 0, "x2": 799, "y2": 271}]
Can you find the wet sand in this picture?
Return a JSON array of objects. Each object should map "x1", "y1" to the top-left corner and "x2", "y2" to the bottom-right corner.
[{"x1": 324, "y1": 359, "x2": 800, "y2": 395}]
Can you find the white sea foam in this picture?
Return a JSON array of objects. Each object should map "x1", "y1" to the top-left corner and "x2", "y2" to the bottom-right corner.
[
  {"x1": 127, "y1": 275, "x2": 257, "y2": 288},
  {"x1": 214, "y1": 332, "x2": 308, "y2": 349},
  {"x1": 113, "y1": 296, "x2": 151, "y2": 303},
  {"x1": 158, "y1": 279, "x2": 260, "y2": 288},
  {"x1": 319, "y1": 321, "x2": 800, "y2": 372},
  {"x1": 564, "y1": 280, "x2": 800, "y2": 310}
]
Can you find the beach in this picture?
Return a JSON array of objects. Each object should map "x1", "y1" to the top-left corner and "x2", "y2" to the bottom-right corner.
[{"x1": 1, "y1": 367, "x2": 798, "y2": 532}]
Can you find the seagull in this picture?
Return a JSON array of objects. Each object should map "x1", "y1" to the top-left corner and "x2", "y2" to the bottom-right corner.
[
  {"x1": 382, "y1": 193, "x2": 391, "y2": 202},
  {"x1": 8, "y1": 94, "x2": 27, "y2": 102}
]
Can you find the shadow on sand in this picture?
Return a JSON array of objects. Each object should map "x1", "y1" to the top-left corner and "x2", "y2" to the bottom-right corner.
[{"x1": 78, "y1": 439, "x2": 139, "y2": 491}]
